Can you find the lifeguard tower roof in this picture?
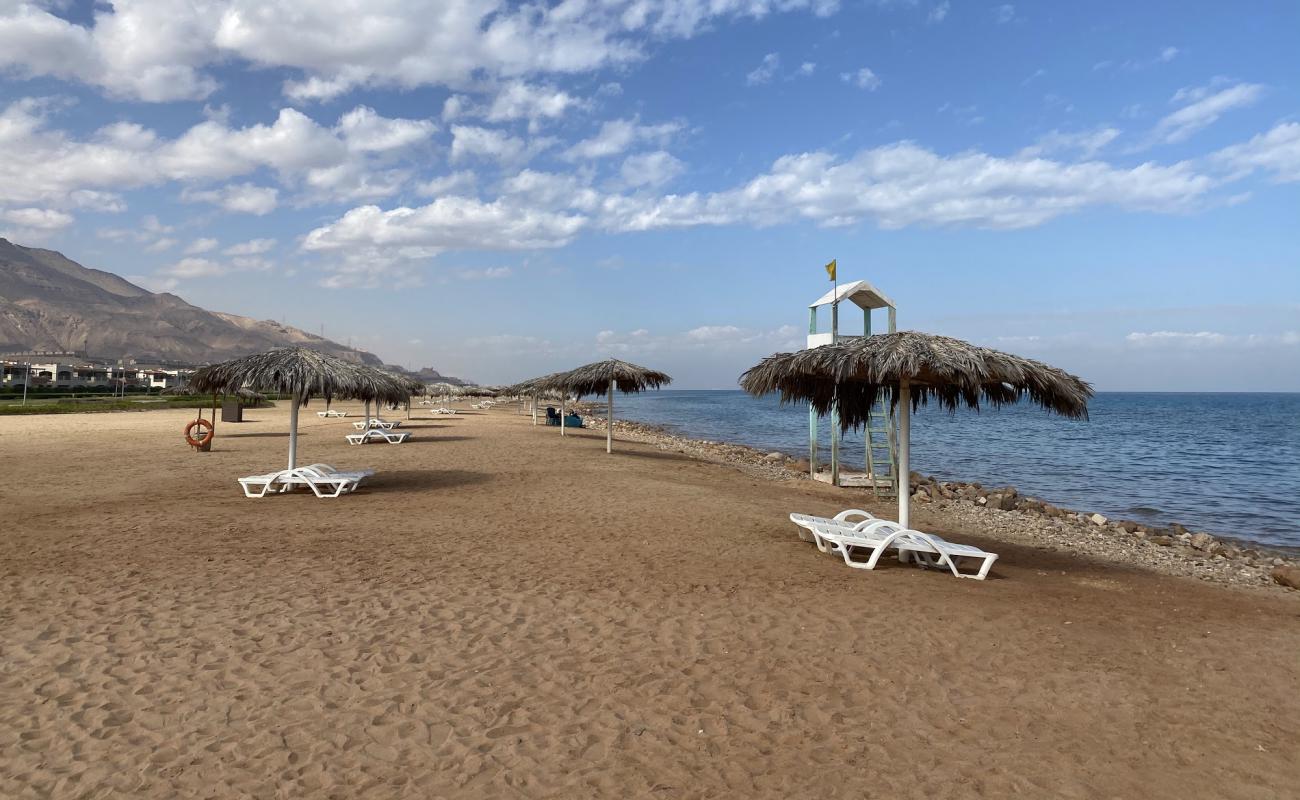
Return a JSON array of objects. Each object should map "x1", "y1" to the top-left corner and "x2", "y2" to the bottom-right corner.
[{"x1": 809, "y1": 279, "x2": 895, "y2": 311}]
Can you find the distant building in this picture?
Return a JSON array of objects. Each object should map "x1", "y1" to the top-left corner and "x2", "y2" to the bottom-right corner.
[{"x1": 1, "y1": 356, "x2": 191, "y2": 390}]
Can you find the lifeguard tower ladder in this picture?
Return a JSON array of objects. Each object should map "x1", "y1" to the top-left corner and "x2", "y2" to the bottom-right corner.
[{"x1": 807, "y1": 280, "x2": 898, "y2": 496}]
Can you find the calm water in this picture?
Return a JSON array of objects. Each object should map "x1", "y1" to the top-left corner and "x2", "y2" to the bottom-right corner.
[{"x1": 608, "y1": 390, "x2": 1300, "y2": 549}]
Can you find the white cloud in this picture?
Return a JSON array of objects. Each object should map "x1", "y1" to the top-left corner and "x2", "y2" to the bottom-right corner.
[
  {"x1": 1152, "y1": 81, "x2": 1264, "y2": 144},
  {"x1": 335, "y1": 106, "x2": 436, "y2": 153},
  {"x1": 417, "y1": 171, "x2": 479, "y2": 197},
  {"x1": 1213, "y1": 122, "x2": 1300, "y2": 183},
  {"x1": 598, "y1": 143, "x2": 1215, "y2": 232},
  {"x1": 620, "y1": 151, "x2": 685, "y2": 188},
  {"x1": 1019, "y1": 127, "x2": 1121, "y2": 159},
  {"x1": 1095, "y1": 46, "x2": 1184, "y2": 74},
  {"x1": 303, "y1": 137, "x2": 1222, "y2": 276},
  {"x1": 994, "y1": 4, "x2": 1016, "y2": 24},
  {"x1": 594, "y1": 323, "x2": 802, "y2": 354},
  {"x1": 223, "y1": 237, "x2": 277, "y2": 256},
  {"x1": 449, "y1": 125, "x2": 553, "y2": 165},
  {"x1": 160, "y1": 257, "x2": 225, "y2": 279},
  {"x1": 183, "y1": 237, "x2": 219, "y2": 255},
  {"x1": 181, "y1": 183, "x2": 280, "y2": 215},
  {"x1": 1125, "y1": 330, "x2": 1299, "y2": 348},
  {"x1": 154, "y1": 249, "x2": 278, "y2": 284},
  {"x1": 0, "y1": 0, "x2": 840, "y2": 103},
  {"x1": 158, "y1": 107, "x2": 347, "y2": 180},
  {"x1": 927, "y1": 2, "x2": 950, "y2": 24},
  {"x1": 563, "y1": 117, "x2": 681, "y2": 161},
  {"x1": 0, "y1": 206, "x2": 73, "y2": 230},
  {"x1": 301, "y1": 197, "x2": 587, "y2": 258},
  {"x1": 97, "y1": 215, "x2": 175, "y2": 249},
  {"x1": 746, "y1": 53, "x2": 780, "y2": 85},
  {"x1": 0, "y1": 0, "x2": 218, "y2": 101},
  {"x1": 444, "y1": 81, "x2": 586, "y2": 132},
  {"x1": 0, "y1": 99, "x2": 431, "y2": 214},
  {"x1": 840, "y1": 67, "x2": 881, "y2": 91},
  {"x1": 455, "y1": 266, "x2": 513, "y2": 280}
]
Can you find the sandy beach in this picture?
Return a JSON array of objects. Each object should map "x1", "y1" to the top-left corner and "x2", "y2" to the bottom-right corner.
[{"x1": 2, "y1": 403, "x2": 1298, "y2": 799}]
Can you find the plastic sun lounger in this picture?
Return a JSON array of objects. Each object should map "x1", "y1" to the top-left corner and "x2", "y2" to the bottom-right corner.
[
  {"x1": 316, "y1": 409, "x2": 348, "y2": 418},
  {"x1": 345, "y1": 428, "x2": 411, "y2": 445},
  {"x1": 238, "y1": 464, "x2": 374, "y2": 498},
  {"x1": 811, "y1": 521, "x2": 999, "y2": 580},
  {"x1": 351, "y1": 418, "x2": 401, "y2": 430},
  {"x1": 789, "y1": 509, "x2": 879, "y2": 542},
  {"x1": 431, "y1": 407, "x2": 458, "y2": 415}
]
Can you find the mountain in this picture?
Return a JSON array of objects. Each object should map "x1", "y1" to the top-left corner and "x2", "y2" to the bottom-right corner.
[{"x1": 0, "y1": 238, "x2": 388, "y2": 367}]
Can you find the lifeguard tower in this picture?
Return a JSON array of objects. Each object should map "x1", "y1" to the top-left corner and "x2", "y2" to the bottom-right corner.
[{"x1": 806, "y1": 279, "x2": 898, "y2": 495}]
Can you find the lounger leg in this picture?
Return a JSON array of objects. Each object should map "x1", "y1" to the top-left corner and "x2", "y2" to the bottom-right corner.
[
  {"x1": 950, "y1": 554, "x2": 998, "y2": 580},
  {"x1": 839, "y1": 543, "x2": 889, "y2": 570},
  {"x1": 243, "y1": 480, "x2": 277, "y2": 498}
]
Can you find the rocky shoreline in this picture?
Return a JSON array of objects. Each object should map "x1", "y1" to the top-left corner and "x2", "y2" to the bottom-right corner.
[{"x1": 576, "y1": 408, "x2": 1300, "y2": 592}]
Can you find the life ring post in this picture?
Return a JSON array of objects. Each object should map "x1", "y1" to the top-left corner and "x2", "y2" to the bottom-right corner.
[{"x1": 185, "y1": 418, "x2": 215, "y2": 451}]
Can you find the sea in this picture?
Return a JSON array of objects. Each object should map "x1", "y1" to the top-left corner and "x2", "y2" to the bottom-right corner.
[{"x1": 606, "y1": 390, "x2": 1300, "y2": 550}]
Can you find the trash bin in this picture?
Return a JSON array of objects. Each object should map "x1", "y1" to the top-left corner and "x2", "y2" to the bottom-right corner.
[{"x1": 221, "y1": 398, "x2": 243, "y2": 422}]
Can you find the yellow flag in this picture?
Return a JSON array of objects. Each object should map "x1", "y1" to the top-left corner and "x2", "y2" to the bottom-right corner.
[{"x1": 824, "y1": 258, "x2": 836, "y2": 281}]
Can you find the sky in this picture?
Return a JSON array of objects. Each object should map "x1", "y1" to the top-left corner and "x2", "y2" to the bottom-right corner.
[{"x1": 0, "y1": 0, "x2": 1297, "y2": 390}]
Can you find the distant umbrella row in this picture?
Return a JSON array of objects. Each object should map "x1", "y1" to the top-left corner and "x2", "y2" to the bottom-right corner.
[{"x1": 506, "y1": 359, "x2": 673, "y2": 453}]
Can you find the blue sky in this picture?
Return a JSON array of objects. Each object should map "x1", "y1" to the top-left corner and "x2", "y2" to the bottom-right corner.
[{"x1": 1, "y1": 0, "x2": 1297, "y2": 389}]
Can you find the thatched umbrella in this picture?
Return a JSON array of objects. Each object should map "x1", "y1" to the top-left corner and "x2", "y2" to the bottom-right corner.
[
  {"x1": 740, "y1": 331, "x2": 1091, "y2": 528},
  {"x1": 375, "y1": 370, "x2": 425, "y2": 421},
  {"x1": 425, "y1": 382, "x2": 463, "y2": 403},
  {"x1": 190, "y1": 347, "x2": 410, "y2": 469},
  {"x1": 540, "y1": 359, "x2": 672, "y2": 452},
  {"x1": 506, "y1": 373, "x2": 568, "y2": 425}
]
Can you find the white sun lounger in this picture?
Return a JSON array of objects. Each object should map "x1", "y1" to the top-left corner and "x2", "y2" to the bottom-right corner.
[
  {"x1": 431, "y1": 407, "x2": 458, "y2": 415},
  {"x1": 316, "y1": 409, "x2": 348, "y2": 418},
  {"x1": 351, "y1": 418, "x2": 401, "y2": 430},
  {"x1": 238, "y1": 464, "x2": 374, "y2": 498},
  {"x1": 811, "y1": 521, "x2": 999, "y2": 580},
  {"x1": 788, "y1": 509, "x2": 879, "y2": 542},
  {"x1": 345, "y1": 428, "x2": 410, "y2": 445}
]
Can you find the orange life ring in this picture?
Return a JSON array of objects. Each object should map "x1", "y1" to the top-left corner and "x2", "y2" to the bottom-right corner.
[{"x1": 185, "y1": 418, "x2": 214, "y2": 448}]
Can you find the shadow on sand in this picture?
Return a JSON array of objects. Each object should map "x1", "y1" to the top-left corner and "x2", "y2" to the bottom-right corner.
[
  {"x1": 403, "y1": 435, "x2": 476, "y2": 444},
  {"x1": 368, "y1": 469, "x2": 489, "y2": 493}
]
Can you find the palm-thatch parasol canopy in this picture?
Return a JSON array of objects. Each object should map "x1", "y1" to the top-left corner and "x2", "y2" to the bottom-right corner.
[
  {"x1": 189, "y1": 347, "x2": 411, "y2": 469},
  {"x1": 538, "y1": 359, "x2": 672, "y2": 452},
  {"x1": 190, "y1": 347, "x2": 409, "y2": 404},
  {"x1": 740, "y1": 331, "x2": 1091, "y2": 528},
  {"x1": 505, "y1": 372, "x2": 569, "y2": 425},
  {"x1": 426, "y1": 382, "x2": 463, "y2": 399}
]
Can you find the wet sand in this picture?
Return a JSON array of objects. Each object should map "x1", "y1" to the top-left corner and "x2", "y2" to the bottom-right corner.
[{"x1": 1, "y1": 403, "x2": 1297, "y2": 798}]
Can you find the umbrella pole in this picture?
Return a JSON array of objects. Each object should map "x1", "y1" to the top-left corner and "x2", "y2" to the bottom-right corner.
[
  {"x1": 288, "y1": 393, "x2": 300, "y2": 470},
  {"x1": 561, "y1": 396, "x2": 566, "y2": 436},
  {"x1": 532, "y1": 395, "x2": 538, "y2": 426},
  {"x1": 607, "y1": 385, "x2": 613, "y2": 453},
  {"x1": 897, "y1": 379, "x2": 911, "y2": 529}
]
